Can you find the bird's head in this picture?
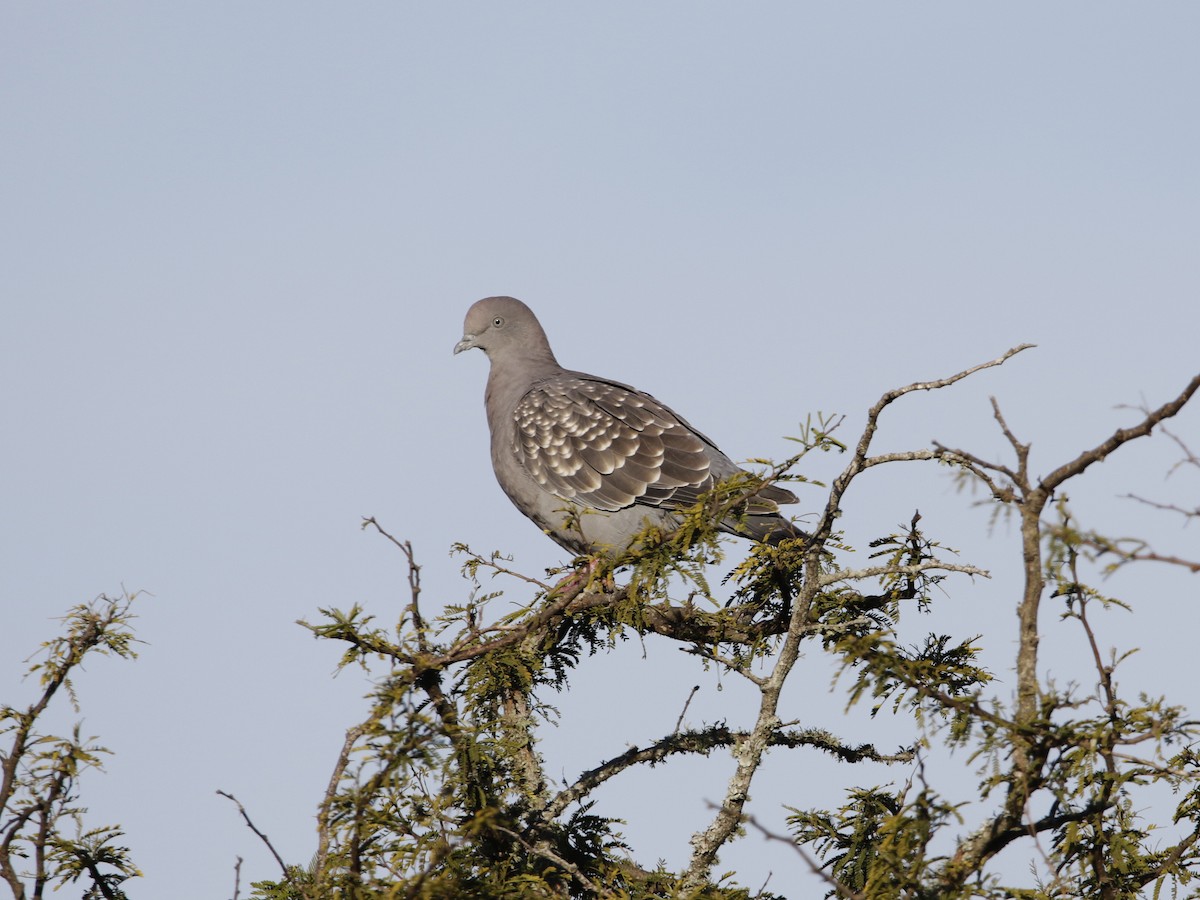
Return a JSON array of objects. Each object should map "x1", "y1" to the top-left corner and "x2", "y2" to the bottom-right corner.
[{"x1": 454, "y1": 296, "x2": 558, "y2": 366}]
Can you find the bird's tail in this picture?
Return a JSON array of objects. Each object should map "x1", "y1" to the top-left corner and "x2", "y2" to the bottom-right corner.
[
  {"x1": 734, "y1": 482, "x2": 809, "y2": 545},
  {"x1": 737, "y1": 513, "x2": 809, "y2": 545}
]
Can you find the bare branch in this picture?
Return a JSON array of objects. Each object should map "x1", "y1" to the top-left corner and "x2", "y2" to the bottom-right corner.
[
  {"x1": 1073, "y1": 533, "x2": 1200, "y2": 574},
  {"x1": 231, "y1": 856, "x2": 242, "y2": 900},
  {"x1": 216, "y1": 791, "x2": 291, "y2": 883},
  {"x1": 1040, "y1": 372, "x2": 1200, "y2": 494},
  {"x1": 682, "y1": 646, "x2": 766, "y2": 686},
  {"x1": 818, "y1": 560, "x2": 990, "y2": 588},
  {"x1": 1121, "y1": 494, "x2": 1200, "y2": 522},
  {"x1": 673, "y1": 685, "x2": 701, "y2": 734},
  {"x1": 815, "y1": 345, "x2": 1033, "y2": 545},
  {"x1": 1159, "y1": 422, "x2": 1200, "y2": 475}
]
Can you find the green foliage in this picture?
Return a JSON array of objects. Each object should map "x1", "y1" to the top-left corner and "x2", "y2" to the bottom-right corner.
[
  {"x1": 0, "y1": 593, "x2": 142, "y2": 899},
  {"x1": 243, "y1": 373, "x2": 1200, "y2": 898},
  {"x1": 789, "y1": 780, "x2": 966, "y2": 899},
  {"x1": 10, "y1": 365, "x2": 1195, "y2": 900}
]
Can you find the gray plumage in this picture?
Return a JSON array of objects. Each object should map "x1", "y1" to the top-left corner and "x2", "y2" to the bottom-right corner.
[{"x1": 454, "y1": 296, "x2": 804, "y2": 557}]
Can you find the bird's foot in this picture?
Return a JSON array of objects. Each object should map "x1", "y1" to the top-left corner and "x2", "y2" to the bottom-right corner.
[{"x1": 551, "y1": 557, "x2": 616, "y2": 597}]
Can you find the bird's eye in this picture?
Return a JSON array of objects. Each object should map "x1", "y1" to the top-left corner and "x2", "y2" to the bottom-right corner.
[{"x1": 492, "y1": 316, "x2": 505, "y2": 328}]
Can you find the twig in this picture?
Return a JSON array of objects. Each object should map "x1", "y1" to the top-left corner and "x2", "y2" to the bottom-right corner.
[
  {"x1": 735, "y1": 808, "x2": 865, "y2": 900},
  {"x1": 683, "y1": 645, "x2": 767, "y2": 687},
  {"x1": 231, "y1": 856, "x2": 242, "y2": 900},
  {"x1": 1159, "y1": 422, "x2": 1200, "y2": 475},
  {"x1": 217, "y1": 790, "x2": 291, "y2": 882},
  {"x1": 362, "y1": 518, "x2": 428, "y2": 651},
  {"x1": 827, "y1": 346, "x2": 1033, "y2": 520},
  {"x1": 674, "y1": 685, "x2": 701, "y2": 734},
  {"x1": 1072, "y1": 534, "x2": 1200, "y2": 574},
  {"x1": 1120, "y1": 494, "x2": 1200, "y2": 522},
  {"x1": 450, "y1": 541, "x2": 555, "y2": 591},
  {"x1": 926, "y1": 444, "x2": 1021, "y2": 502}
]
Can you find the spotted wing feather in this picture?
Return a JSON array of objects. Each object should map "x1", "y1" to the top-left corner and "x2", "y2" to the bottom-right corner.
[{"x1": 513, "y1": 377, "x2": 716, "y2": 513}]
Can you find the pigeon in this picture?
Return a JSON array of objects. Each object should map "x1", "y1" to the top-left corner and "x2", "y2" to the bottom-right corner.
[{"x1": 454, "y1": 296, "x2": 805, "y2": 557}]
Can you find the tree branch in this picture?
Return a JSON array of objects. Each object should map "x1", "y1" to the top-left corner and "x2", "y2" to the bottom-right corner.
[
  {"x1": 819, "y1": 344, "x2": 1034, "y2": 540},
  {"x1": 542, "y1": 725, "x2": 911, "y2": 825},
  {"x1": 818, "y1": 560, "x2": 990, "y2": 588},
  {"x1": 217, "y1": 791, "x2": 291, "y2": 883},
  {"x1": 1040, "y1": 372, "x2": 1200, "y2": 494},
  {"x1": 315, "y1": 724, "x2": 364, "y2": 879}
]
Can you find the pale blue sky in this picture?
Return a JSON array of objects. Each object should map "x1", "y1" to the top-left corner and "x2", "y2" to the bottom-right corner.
[{"x1": 2, "y1": 5, "x2": 1198, "y2": 897}]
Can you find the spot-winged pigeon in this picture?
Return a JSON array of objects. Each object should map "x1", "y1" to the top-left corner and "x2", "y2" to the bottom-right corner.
[{"x1": 454, "y1": 296, "x2": 805, "y2": 557}]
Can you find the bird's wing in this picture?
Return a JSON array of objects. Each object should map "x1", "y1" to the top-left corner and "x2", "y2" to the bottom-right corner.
[{"x1": 512, "y1": 375, "x2": 720, "y2": 513}]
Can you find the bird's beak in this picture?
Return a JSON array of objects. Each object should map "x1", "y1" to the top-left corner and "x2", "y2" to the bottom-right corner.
[{"x1": 453, "y1": 334, "x2": 476, "y2": 355}]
